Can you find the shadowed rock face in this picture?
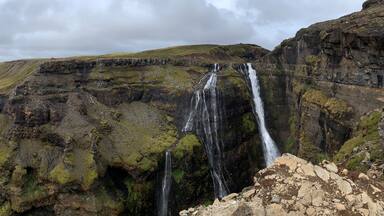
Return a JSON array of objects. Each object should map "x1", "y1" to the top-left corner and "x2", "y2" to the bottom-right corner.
[
  {"x1": 363, "y1": 0, "x2": 384, "y2": 9},
  {"x1": 181, "y1": 154, "x2": 384, "y2": 216}
]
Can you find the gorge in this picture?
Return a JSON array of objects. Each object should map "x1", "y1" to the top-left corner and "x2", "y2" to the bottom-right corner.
[{"x1": 0, "y1": 0, "x2": 383, "y2": 215}]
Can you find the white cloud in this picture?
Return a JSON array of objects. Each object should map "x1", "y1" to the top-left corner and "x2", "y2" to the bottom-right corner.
[{"x1": 0, "y1": 0, "x2": 365, "y2": 61}]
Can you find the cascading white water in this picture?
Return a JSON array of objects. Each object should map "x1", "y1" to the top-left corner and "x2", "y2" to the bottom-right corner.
[
  {"x1": 158, "y1": 150, "x2": 172, "y2": 216},
  {"x1": 183, "y1": 64, "x2": 228, "y2": 198},
  {"x1": 245, "y1": 63, "x2": 280, "y2": 166}
]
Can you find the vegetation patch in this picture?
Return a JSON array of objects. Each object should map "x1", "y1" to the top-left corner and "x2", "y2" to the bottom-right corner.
[
  {"x1": 174, "y1": 134, "x2": 201, "y2": 160},
  {"x1": 305, "y1": 55, "x2": 321, "y2": 67},
  {"x1": 334, "y1": 111, "x2": 382, "y2": 171},
  {"x1": 302, "y1": 89, "x2": 328, "y2": 107},
  {"x1": 49, "y1": 163, "x2": 74, "y2": 185},
  {"x1": 124, "y1": 178, "x2": 154, "y2": 215},
  {"x1": 0, "y1": 145, "x2": 11, "y2": 167},
  {"x1": 0, "y1": 60, "x2": 43, "y2": 94},
  {"x1": 302, "y1": 89, "x2": 352, "y2": 120},
  {"x1": 172, "y1": 169, "x2": 185, "y2": 184},
  {"x1": 298, "y1": 132, "x2": 328, "y2": 163},
  {"x1": 95, "y1": 185, "x2": 125, "y2": 213},
  {"x1": 0, "y1": 201, "x2": 11, "y2": 216},
  {"x1": 241, "y1": 112, "x2": 257, "y2": 134}
]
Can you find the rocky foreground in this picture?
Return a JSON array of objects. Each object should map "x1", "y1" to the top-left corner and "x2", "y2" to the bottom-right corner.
[{"x1": 180, "y1": 154, "x2": 384, "y2": 216}]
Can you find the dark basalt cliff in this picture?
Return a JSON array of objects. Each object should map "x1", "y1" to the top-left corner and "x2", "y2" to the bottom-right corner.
[
  {"x1": 255, "y1": 0, "x2": 384, "y2": 167},
  {"x1": 0, "y1": 1, "x2": 383, "y2": 215}
]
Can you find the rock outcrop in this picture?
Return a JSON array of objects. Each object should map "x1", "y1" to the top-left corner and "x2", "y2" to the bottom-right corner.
[{"x1": 181, "y1": 154, "x2": 384, "y2": 216}]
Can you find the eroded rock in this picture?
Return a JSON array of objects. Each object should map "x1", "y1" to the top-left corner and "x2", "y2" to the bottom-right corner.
[{"x1": 181, "y1": 154, "x2": 384, "y2": 216}]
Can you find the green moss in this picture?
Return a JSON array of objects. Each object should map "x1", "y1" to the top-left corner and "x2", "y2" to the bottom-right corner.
[
  {"x1": 359, "y1": 111, "x2": 382, "y2": 135},
  {"x1": 0, "y1": 202, "x2": 11, "y2": 216},
  {"x1": 124, "y1": 178, "x2": 154, "y2": 214},
  {"x1": 334, "y1": 111, "x2": 382, "y2": 171},
  {"x1": 88, "y1": 101, "x2": 178, "y2": 172},
  {"x1": 284, "y1": 115, "x2": 298, "y2": 154},
  {"x1": 137, "y1": 157, "x2": 157, "y2": 172},
  {"x1": 20, "y1": 173, "x2": 48, "y2": 204},
  {"x1": 241, "y1": 113, "x2": 256, "y2": 134},
  {"x1": 303, "y1": 89, "x2": 351, "y2": 120},
  {"x1": 174, "y1": 134, "x2": 201, "y2": 159},
  {"x1": 49, "y1": 163, "x2": 74, "y2": 185},
  {"x1": 334, "y1": 136, "x2": 364, "y2": 162},
  {"x1": 0, "y1": 146, "x2": 11, "y2": 167},
  {"x1": 305, "y1": 55, "x2": 321, "y2": 66},
  {"x1": 95, "y1": 185, "x2": 124, "y2": 212},
  {"x1": 172, "y1": 169, "x2": 185, "y2": 184},
  {"x1": 302, "y1": 89, "x2": 328, "y2": 106},
  {"x1": 81, "y1": 151, "x2": 98, "y2": 190},
  {"x1": 324, "y1": 98, "x2": 352, "y2": 119},
  {"x1": 346, "y1": 154, "x2": 367, "y2": 171},
  {"x1": 11, "y1": 165, "x2": 27, "y2": 187},
  {"x1": 298, "y1": 132, "x2": 328, "y2": 163}
]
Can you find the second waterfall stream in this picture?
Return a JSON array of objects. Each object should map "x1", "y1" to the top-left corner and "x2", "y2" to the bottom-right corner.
[
  {"x1": 183, "y1": 64, "x2": 228, "y2": 199},
  {"x1": 243, "y1": 63, "x2": 280, "y2": 166},
  {"x1": 158, "y1": 150, "x2": 172, "y2": 216}
]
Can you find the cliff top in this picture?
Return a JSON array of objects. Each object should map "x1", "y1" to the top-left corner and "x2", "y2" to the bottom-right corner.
[{"x1": 0, "y1": 44, "x2": 268, "y2": 95}]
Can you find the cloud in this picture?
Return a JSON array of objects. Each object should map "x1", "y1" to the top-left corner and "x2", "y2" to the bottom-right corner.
[{"x1": 0, "y1": 0, "x2": 365, "y2": 61}]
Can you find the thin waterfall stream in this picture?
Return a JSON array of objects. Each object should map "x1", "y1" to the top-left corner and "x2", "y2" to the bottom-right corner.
[
  {"x1": 158, "y1": 150, "x2": 172, "y2": 216},
  {"x1": 183, "y1": 64, "x2": 228, "y2": 198},
  {"x1": 242, "y1": 63, "x2": 280, "y2": 166}
]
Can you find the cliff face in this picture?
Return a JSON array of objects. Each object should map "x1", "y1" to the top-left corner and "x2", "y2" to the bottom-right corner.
[
  {"x1": 0, "y1": 45, "x2": 270, "y2": 215},
  {"x1": 255, "y1": 1, "x2": 384, "y2": 167}
]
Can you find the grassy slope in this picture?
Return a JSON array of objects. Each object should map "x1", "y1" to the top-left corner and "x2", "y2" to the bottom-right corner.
[
  {"x1": 0, "y1": 60, "x2": 44, "y2": 94},
  {"x1": 36, "y1": 44, "x2": 268, "y2": 63}
]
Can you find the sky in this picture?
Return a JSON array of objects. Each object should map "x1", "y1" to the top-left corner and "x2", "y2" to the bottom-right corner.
[{"x1": 0, "y1": 0, "x2": 365, "y2": 61}]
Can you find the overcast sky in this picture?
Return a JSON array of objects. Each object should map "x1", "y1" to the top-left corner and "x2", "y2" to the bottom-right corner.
[{"x1": 0, "y1": 0, "x2": 365, "y2": 61}]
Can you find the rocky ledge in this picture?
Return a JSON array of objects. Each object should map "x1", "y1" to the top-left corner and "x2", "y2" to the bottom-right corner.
[{"x1": 180, "y1": 154, "x2": 384, "y2": 216}]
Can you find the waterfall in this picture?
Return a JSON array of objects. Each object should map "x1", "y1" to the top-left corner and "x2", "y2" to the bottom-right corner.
[
  {"x1": 243, "y1": 63, "x2": 280, "y2": 166},
  {"x1": 158, "y1": 150, "x2": 172, "y2": 216},
  {"x1": 183, "y1": 64, "x2": 228, "y2": 198}
]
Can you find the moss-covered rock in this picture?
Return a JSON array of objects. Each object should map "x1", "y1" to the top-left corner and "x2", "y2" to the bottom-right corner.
[
  {"x1": 49, "y1": 163, "x2": 74, "y2": 185},
  {"x1": 0, "y1": 202, "x2": 11, "y2": 216},
  {"x1": 124, "y1": 178, "x2": 154, "y2": 215},
  {"x1": 173, "y1": 134, "x2": 201, "y2": 159},
  {"x1": 334, "y1": 110, "x2": 383, "y2": 171},
  {"x1": 241, "y1": 113, "x2": 257, "y2": 134}
]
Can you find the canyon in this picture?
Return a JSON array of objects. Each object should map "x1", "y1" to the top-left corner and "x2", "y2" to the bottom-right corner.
[{"x1": 0, "y1": 0, "x2": 383, "y2": 215}]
